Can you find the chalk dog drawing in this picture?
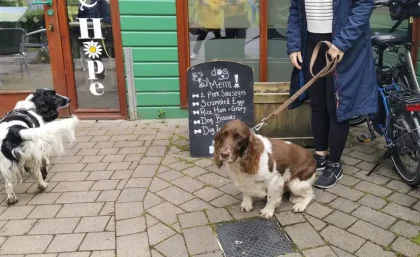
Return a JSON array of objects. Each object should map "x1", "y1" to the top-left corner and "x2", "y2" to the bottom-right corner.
[
  {"x1": 194, "y1": 120, "x2": 200, "y2": 124},
  {"x1": 192, "y1": 72, "x2": 203, "y2": 83},
  {"x1": 192, "y1": 71, "x2": 209, "y2": 87},
  {"x1": 211, "y1": 68, "x2": 229, "y2": 80},
  {"x1": 209, "y1": 140, "x2": 215, "y2": 154},
  {"x1": 194, "y1": 129, "x2": 202, "y2": 134}
]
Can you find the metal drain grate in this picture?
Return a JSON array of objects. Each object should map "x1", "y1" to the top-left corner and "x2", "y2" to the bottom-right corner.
[{"x1": 215, "y1": 218, "x2": 294, "y2": 257}]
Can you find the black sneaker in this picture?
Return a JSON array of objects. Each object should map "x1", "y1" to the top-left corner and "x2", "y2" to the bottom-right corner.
[
  {"x1": 313, "y1": 153, "x2": 328, "y2": 171},
  {"x1": 314, "y1": 161, "x2": 343, "y2": 189}
]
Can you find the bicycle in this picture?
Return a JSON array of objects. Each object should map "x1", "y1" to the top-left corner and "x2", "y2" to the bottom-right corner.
[
  {"x1": 356, "y1": 0, "x2": 420, "y2": 186},
  {"x1": 349, "y1": 0, "x2": 420, "y2": 126}
]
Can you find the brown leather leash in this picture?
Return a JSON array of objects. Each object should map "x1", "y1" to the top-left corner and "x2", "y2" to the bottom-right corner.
[{"x1": 252, "y1": 41, "x2": 341, "y2": 132}]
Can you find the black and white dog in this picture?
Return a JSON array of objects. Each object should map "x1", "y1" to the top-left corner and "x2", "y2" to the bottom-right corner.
[{"x1": 0, "y1": 88, "x2": 79, "y2": 204}]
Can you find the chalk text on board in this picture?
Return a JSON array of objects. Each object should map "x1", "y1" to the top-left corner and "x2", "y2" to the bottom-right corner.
[{"x1": 187, "y1": 61, "x2": 254, "y2": 157}]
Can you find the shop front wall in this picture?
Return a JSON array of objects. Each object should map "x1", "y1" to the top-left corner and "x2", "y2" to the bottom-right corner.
[
  {"x1": 118, "y1": 0, "x2": 419, "y2": 120},
  {"x1": 119, "y1": 0, "x2": 188, "y2": 119}
]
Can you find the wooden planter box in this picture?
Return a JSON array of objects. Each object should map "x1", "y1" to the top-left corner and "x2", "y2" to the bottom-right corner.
[{"x1": 254, "y1": 82, "x2": 314, "y2": 147}]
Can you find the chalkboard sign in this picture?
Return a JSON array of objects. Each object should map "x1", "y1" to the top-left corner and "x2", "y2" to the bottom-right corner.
[{"x1": 187, "y1": 61, "x2": 254, "y2": 158}]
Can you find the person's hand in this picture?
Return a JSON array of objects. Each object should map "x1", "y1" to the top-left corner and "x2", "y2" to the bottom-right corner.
[
  {"x1": 289, "y1": 52, "x2": 302, "y2": 70},
  {"x1": 328, "y1": 44, "x2": 344, "y2": 62}
]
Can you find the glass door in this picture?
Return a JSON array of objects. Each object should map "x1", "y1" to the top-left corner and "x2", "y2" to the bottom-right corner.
[
  {"x1": 0, "y1": 0, "x2": 70, "y2": 117},
  {"x1": 59, "y1": 0, "x2": 127, "y2": 119}
]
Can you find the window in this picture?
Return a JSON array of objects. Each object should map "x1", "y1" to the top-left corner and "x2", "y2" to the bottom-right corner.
[
  {"x1": 188, "y1": 0, "x2": 261, "y2": 80},
  {"x1": 176, "y1": 1, "x2": 419, "y2": 108},
  {"x1": 267, "y1": 0, "x2": 290, "y2": 82}
]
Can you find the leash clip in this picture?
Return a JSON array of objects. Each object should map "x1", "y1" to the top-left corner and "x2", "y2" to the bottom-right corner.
[{"x1": 251, "y1": 118, "x2": 267, "y2": 132}]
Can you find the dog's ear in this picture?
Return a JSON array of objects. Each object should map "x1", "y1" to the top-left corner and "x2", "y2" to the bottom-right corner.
[
  {"x1": 213, "y1": 129, "x2": 224, "y2": 168},
  {"x1": 241, "y1": 133, "x2": 263, "y2": 175}
]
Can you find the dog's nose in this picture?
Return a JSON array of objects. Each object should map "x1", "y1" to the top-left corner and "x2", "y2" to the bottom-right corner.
[{"x1": 220, "y1": 152, "x2": 229, "y2": 159}]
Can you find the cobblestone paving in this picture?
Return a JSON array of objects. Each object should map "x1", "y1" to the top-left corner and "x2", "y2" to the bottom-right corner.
[{"x1": 0, "y1": 119, "x2": 419, "y2": 257}]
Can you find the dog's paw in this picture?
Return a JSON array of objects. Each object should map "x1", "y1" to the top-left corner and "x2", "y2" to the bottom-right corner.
[
  {"x1": 289, "y1": 195, "x2": 302, "y2": 205},
  {"x1": 260, "y1": 207, "x2": 275, "y2": 219},
  {"x1": 240, "y1": 201, "x2": 253, "y2": 212},
  {"x1": 37, "y1": 182, "x2": 48, "y2": 191},
  {"x1": 7, "y1": 195, "x2": 18, "y2": 205},
  {"x1": 292, "y1": 202, "x2": 307, "y2": 213}
]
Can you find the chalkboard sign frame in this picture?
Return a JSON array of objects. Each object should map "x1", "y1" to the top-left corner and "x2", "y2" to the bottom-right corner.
[{"x1": 187, "y1": 60, "x2": 255, "y2": 158}]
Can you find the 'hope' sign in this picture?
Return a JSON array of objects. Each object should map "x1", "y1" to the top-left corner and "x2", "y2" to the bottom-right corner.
[{"x1": 77, "y1": 10, "x2": 106, "y2": 96}]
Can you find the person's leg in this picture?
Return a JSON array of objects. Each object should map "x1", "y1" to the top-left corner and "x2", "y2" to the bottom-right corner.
[
  {"x1": 326, "y1": 79, "x2": 350, "y2": 163},
  {"x1": 192, "y1": 30, "x2": 209, "y2": 56},
  {"x1": 303, "y1": 32, "x2": 330, "y2": 170},
  {"x1": 237, "y1": 28, "x2": 247, "y2": 57},
  {"x1": 313, "y1": 75, "x2": 349, "y2": 188},
  {"x1": 213, "y1": 29, "x2": 221, "y2": 39}
]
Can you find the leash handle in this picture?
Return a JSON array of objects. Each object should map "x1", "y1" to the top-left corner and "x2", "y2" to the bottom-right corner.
[{"x1": 253, "y1": 41, "x2": 339, "y2": 132}]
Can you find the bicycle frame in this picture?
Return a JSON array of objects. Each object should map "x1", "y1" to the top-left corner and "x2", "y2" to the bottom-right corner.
[
  {"x1": 387, "y1": 16, "x2": 420, "y2": 92},
  {"x1": 368, "y1": 83, "x2": 399, "y2": 144},
  {"x1": 369, "y1": 12, "x2": 419, "y2": 140}
]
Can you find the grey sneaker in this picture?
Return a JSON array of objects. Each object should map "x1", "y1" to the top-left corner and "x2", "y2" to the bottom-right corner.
[{"x1": 314, "y1": 161, "x2": 343, "y2": 189}]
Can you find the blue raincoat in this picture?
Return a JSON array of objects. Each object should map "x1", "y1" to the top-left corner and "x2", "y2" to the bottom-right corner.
[{"x1": 287, "y1": 0, "x2": 378, "y2": 122}]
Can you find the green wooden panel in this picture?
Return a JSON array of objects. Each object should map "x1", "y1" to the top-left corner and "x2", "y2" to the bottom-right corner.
[
  {"x1": 137, "y1": 106, "x2": 188, "y2": 119},
  {"x1": 120, "y1": 16, "x2": 177, "y2": 31},
  {"x1": 119, "y1": 0, "x2": 176, "y2": 15},
  {"x1": 137, "y1": 92, "x2": 180, "y2": 106},
  {"x1": 122, "y1": 32, "x2": 177, "y2": 47},
  {"x1": 134, "y1": 63, "x2": 179, "y2": 77},
  {"x1": 417, "y1": 50, "x2": 419, "y2": 76},
  {"x1": 417, "y1": 49, "x2": 419, "y2": 76},
  {"x1": 132, "y1": 47, "x2": 178, "y2": 62},
  {"x1": 135, "y1": 77, "x2": 179, "y2": 92}
]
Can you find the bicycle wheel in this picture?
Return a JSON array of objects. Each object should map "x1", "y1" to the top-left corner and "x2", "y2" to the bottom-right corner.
[
  {"x1": 349, "y1": 115, "x2": 368, "y2": 126},
  {"x1": 390, "y1": 109, "x2": 420, "y2": 186}
]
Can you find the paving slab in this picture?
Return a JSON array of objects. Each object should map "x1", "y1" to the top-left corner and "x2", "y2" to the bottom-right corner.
[{"x1": 0, "y1": 119, "x2": 416, "y2": 256}]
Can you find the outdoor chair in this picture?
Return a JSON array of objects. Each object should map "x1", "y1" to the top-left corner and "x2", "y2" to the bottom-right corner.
[
  {"x1": 0, "y1": 28, "x2": 32, "y2": 82},
  {"x1": 22, "y1": 28, "x2": 49, "y2": 58}
]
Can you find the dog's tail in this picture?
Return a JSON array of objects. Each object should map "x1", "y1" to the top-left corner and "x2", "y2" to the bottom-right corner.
[{"x1": 17, "y1": 115, "x2": 80, "y2": 165}]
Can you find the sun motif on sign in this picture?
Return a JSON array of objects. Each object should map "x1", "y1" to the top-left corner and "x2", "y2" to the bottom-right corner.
[{"x1": 83, "y1": 41, "x2": 103, "y2": 59}]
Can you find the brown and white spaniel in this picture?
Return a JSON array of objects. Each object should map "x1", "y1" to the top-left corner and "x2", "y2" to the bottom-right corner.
[{"x1": 214, "y1": 119, "x2": 316, "y2": 219}]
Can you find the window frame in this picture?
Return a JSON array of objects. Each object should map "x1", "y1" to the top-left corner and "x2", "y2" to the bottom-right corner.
[{"x1": 176, "y1": 0, "x2": 420, "y2": 108}]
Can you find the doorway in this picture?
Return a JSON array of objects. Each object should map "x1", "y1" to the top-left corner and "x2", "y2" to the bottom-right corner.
[{"x1": 0, "y1": 0, "x2": 127, "y2": 119}]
